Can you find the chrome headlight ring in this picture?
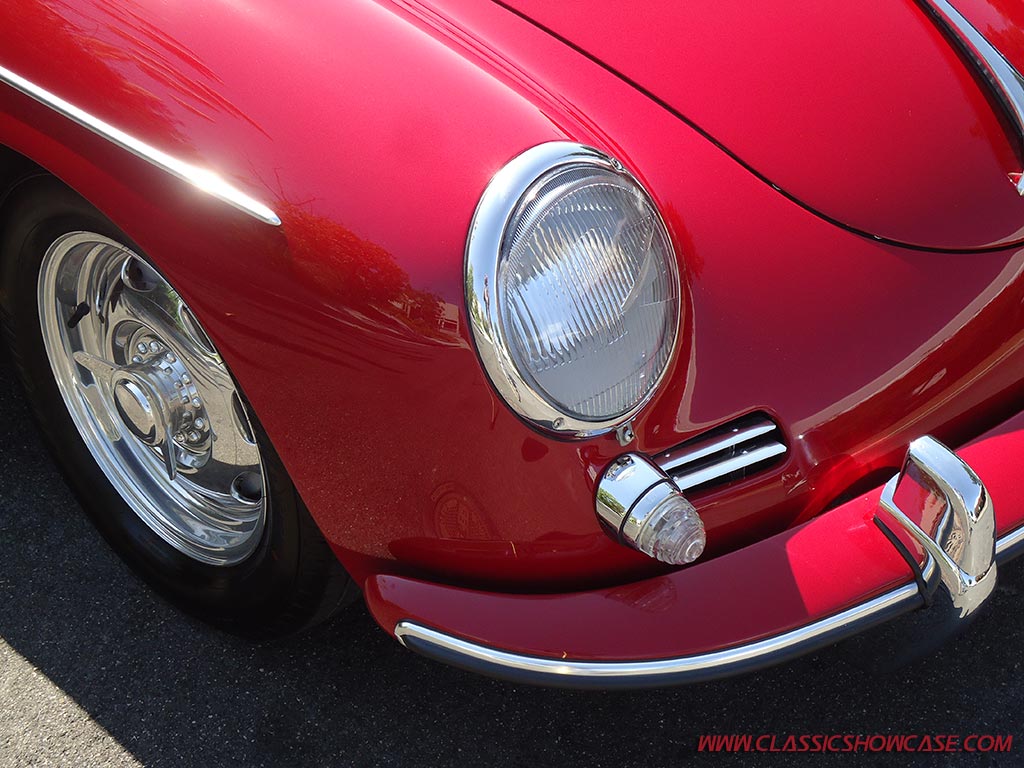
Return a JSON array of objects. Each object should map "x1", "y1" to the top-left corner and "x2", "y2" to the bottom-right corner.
[{"x1": 465, "y1": 142, "x2": 681, "y2": 437}]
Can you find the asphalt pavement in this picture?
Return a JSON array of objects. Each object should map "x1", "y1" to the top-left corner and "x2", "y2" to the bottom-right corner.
[{"x1": 2, "y1": 352, "x2": 1024, "y2": 767}]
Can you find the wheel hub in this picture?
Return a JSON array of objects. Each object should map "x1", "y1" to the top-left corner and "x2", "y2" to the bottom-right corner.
[
  {"x1": 112, "y1": 377, "x2": 157, "y2": 444},
  {"x1": 110, "y1": 334, "x2": 211, "y2": 463}
]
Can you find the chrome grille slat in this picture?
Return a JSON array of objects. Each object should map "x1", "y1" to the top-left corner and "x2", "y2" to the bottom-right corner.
[
  {"x1": 656, "y1": 414, "x2": 787, "y2": 493},
  {"x1": 659, "y1": 417, "x2": 777, "y2": 473},
  {"x1": 670, "y1": 442, "x2": 787, "y2": 492}
]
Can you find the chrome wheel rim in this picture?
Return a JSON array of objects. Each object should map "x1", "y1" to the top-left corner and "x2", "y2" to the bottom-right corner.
[{"x1": 37, "y1": 232, "x2": 266, "y2": 566}]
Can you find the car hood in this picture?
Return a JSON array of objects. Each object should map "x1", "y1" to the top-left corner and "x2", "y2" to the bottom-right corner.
[{"x1": 495, "y1": 0, "x2": 1024, "y2": 251}]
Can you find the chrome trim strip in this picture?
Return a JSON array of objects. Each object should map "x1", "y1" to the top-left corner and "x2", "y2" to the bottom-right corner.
[
  {"x1": 395, "y1": 583, "x2": 922, "y2": 685},
  {"x1": 921, "y1": 0, "x2": 1024, "y2": 195},
  {"x1": 659, "y1": 418, "x2": 777, "y2": 473},
  {"x1": 394, "y1": 523, "x2": 1024, "y2": 686},
  {"x1": 0, "y1": 64, "x2": 281, "y2": 226},
  {"x1": 668, "y1": 441, "x2": 787, "y2": 491},
  {"x1": 996, "y1": 522, "x2": 1024, "y2": 556}
]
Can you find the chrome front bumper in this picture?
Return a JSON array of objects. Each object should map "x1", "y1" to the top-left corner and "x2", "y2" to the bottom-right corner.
[{"x1": 391, "y1": 436, "x2": 1018, "y2": 688}]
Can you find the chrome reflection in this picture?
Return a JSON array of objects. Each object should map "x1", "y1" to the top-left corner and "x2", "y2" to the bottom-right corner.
[
  {"x1": 0, "y1": 63, "x2": 281, "y2": 224},
  {"x1": 657, "y1": 413, "x2": 787, "y2": 493},
  {"x1": 878, "y1": 435, "x2": 996, "y2": 619},
  {"x1": 38, "y1": 232, "x2": 267, "y2": 565},
  {"x1": 596, "y1": 453, "x2": 706, "y2": 565},
  {"x1": 920, "y1": 0, "x2": 1024, "y2": 194},
  {"x1": 394, "y1": 584, "x2": 920, "y2": 685},
  {"x1": 465, "y1": 142, "x2": 680, "y2": 437}
]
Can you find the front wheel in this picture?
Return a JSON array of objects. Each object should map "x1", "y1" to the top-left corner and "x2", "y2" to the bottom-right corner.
[{"x1": 1, "y1": 177, "x2": 354, "y2": 637}]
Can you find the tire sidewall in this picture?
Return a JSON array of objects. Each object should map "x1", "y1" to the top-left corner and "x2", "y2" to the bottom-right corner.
[{"x1": 1, "y1": 178, "x2": 327, "y2": 636}]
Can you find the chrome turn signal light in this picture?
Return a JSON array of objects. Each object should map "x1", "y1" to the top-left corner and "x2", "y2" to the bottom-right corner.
[{"x1": 596, "y1": 454, "x2": 706, "y2": 565}]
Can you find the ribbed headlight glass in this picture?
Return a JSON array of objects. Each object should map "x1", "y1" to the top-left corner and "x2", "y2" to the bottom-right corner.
[
  {"x1": 467, "y1": 143, "x2": 680, "y2": 435},
  {"x1": 501, "y1": 163, "x2": 677, "y2": 422}
]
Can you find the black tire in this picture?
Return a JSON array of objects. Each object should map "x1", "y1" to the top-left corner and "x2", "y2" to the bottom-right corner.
[{"x1": 0, "y1": 175, "x2": 356, "y2": 638}]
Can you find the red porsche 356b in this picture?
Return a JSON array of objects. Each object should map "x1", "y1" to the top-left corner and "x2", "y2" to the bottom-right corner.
[{"x1": 0, "y1": 0, "x2": 1023, "y2": 686}]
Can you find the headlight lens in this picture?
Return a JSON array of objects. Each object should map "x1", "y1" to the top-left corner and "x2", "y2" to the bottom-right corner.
[{"x1": 467, "y1": 143, "x2": 680, "y2": 435}]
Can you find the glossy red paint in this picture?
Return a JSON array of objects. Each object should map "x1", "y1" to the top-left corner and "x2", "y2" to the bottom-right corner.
[
  {"x1": 495, "y1": 0, "x2": 1024, "y2": 251},
  {"x1": 0, "y1": 0, "x2": 1021, "y2": 609},
  {"x1": 365, "y1": 409, "x2": 1024, "y2": 660},
  {"x1": 956, "y1": 0, "x2": 1024, "y2": 73}
]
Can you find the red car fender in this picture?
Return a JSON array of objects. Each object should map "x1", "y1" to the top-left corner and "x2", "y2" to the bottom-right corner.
[{"x1": 0, "y1": 0, "x2": 1021, "y2": 595}]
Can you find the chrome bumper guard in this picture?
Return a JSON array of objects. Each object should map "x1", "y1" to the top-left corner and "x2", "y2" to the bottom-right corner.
[
  {"x1": 878, "y1": 436, "x2": 996, "y2": 621},
  {"x1": 395, "y1": 436, "x2": 1019, "y2": 688}
]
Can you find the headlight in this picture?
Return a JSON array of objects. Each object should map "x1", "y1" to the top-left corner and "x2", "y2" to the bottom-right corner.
[{"x1": 466, "y1": 142, "x2": 680, "y2": 436}]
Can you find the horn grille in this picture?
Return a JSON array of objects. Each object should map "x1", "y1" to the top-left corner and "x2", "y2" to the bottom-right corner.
[{"x1": 656, "y1": 414, "x2": 787, "y2": 493}]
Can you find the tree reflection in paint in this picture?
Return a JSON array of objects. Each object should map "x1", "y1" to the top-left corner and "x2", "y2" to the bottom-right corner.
[{"x1": 277, "y1": 200, "x2": 460, "y2": 343}]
